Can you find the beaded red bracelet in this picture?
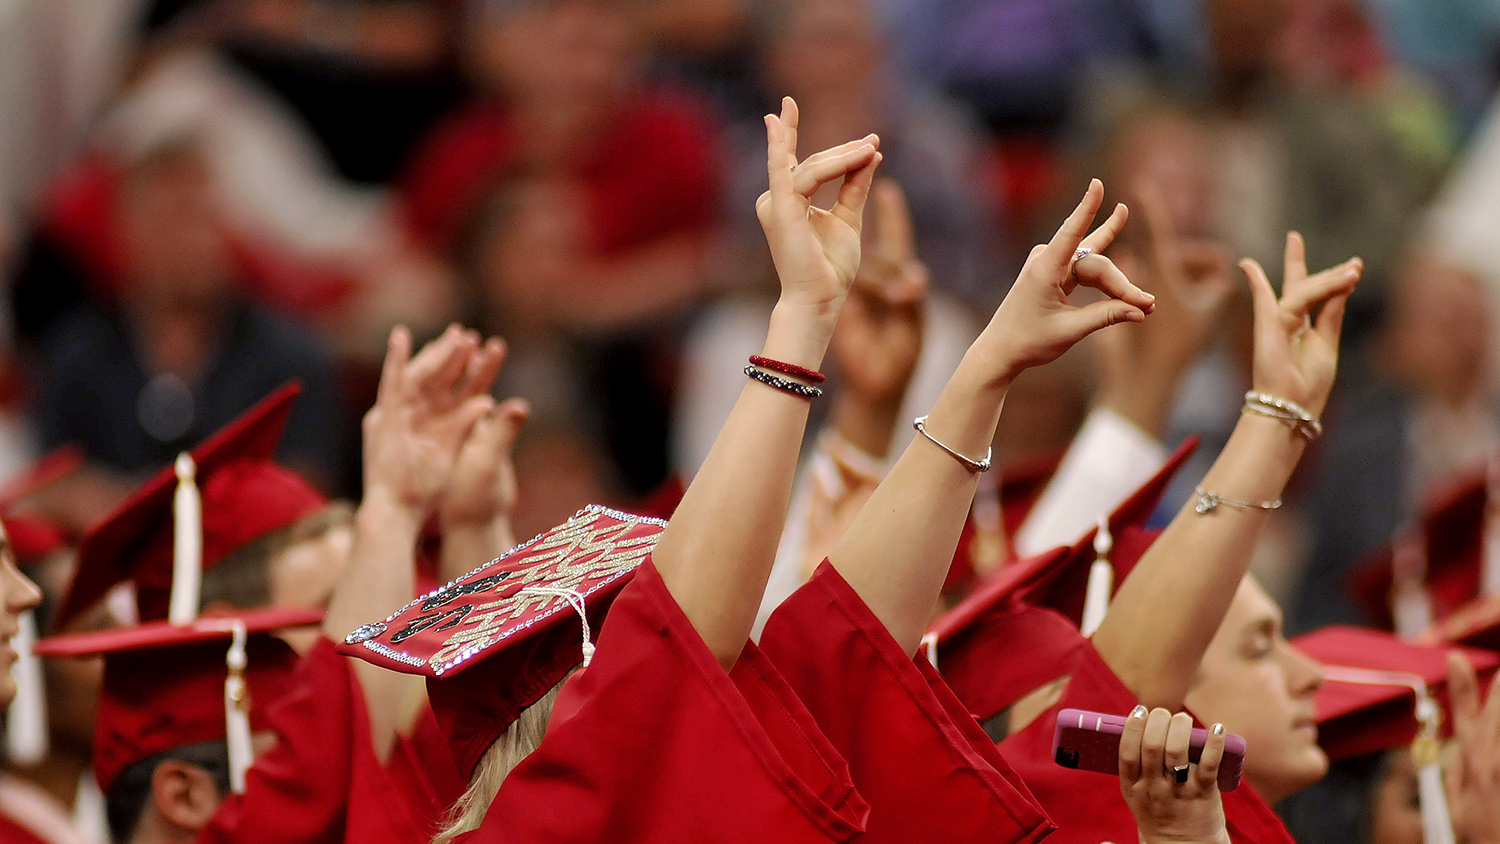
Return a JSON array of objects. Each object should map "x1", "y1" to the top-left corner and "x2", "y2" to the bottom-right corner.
[{"x1": 748, "y1": 355, "x2": 826, "y2": 384}]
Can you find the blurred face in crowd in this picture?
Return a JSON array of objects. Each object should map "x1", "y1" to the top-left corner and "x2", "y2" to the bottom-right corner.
[
  {"x1": 473, "y1": 179, "x2": 589, "y2": 331},
  {"x1": 267, "y1": 522, "x2": 353, "y2": 612},
  {"x1": 1369, "y1": 750, "x2": 1424, "y2": 844},
  {"x1": 115, "y1": 144, "x2": 235, "y2": 308},
  {"x1": 467, "y1": 0, "x2": 641, "y2": 108},
  {"x1": 1184, "y1": 576, "x2": 1327, "y2": 803},
  {"x1": 1207, "y1": 0, "x2": 1291, "y2": 86},
  {"x1": 1107, "y1": 111, "x2": 1214, "y2": 237},
  {"x1": 1383, "y1": 256, "x2": 1494, "y2": 405},
  {"x1": 763, "y1": 0, "x2": 882, "y2": 102},
  {"x1": 0, "y1": 525, "x2": 44, "y2": 707}
]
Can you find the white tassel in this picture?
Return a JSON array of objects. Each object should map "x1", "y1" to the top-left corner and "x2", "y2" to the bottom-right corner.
[
  {"x1": 223, "y1": 622, "x2": 252, "y2": 794},
  {"x1": 920, "y1": 632, "x2": 939, "y2": 669},
  {"x1": 1321, "y1": 666, "x2": 1456, "y2": 844},
  {"x1": 1391, "y1": 533, "x2": 1433, "y2": 639},
  {"x1": 1483, "y1": 454, "x2": 1500, "y2": 595},
  {"x1": 519, "y1": 587, "x2": 594, "y2": 667},
  {"x1": 1081, "y1": 516, "x2": 1113, "y2": 636},
  {"x1": 4, "y1": 610, "x2": 48, "y2": 764},
  {"x1": 169, "y1": 453, "x2": 202, "y2": 626}
]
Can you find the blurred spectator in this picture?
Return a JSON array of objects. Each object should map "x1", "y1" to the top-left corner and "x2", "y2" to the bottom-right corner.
[
  {"x1": 1294, "y1": 248, "x2": 1499, "y2": 632},
  {"x1": 33, "y1": 138, "x2": 347, "y2": 515},
  {"x1": 725, "y1": 0, "x2": 1008, "y2": 308}
]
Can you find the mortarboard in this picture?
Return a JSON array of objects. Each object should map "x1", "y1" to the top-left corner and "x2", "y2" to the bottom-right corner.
[
  {"x1": 34, "y1": 606, "x2": 321, "y2": 795},
  {"x1": 337, "y1": 504, "x2": 665, "y2": 778},
  {"x1": 1422, "y1": 589, "x2": 1500, "y2": 652},
  {"x1": 1294, "y1": 625, "x2": 1500, "y2": 844},
  {"x1": 51, "y1": 382, "x2": 327, "y2": 630},
  {"x1": 926, "y1": 438, "x2": 1196, "y2": 723},
  {"x1": 1349, "y1": 461, "x2": 1498, "y2": 633}
]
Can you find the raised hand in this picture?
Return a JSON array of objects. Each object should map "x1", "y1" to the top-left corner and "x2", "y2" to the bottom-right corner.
[
  {"x1": 1240, "y1": 233, "x2": 1362, "y2": 417},
  {"x1": 1447, "y1": 652, "x2": 1500, "y2": 844},
  {"x1": 439, "y1": 398, "x2": 531, "y2": 541},
  {"x1": 1119, "y1": 706, "x2": 1231, "y2": 844},
  {"x1": 831, "y1": 179, "x2": 929, "y2": 420},
  {"x1": 362, "y1": 325, "x2": 503, "y2": 518},
  {"x1": 975, "y1": 180, "x2": 1156, "y2": 384},
  {"x1": 756, "y1": 97, "x2": 882, "y2": 320}
]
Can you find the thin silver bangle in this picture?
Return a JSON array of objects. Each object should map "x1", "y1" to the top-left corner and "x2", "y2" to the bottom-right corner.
[
  {"x1": 1193, "y1": 486, "x2": 1282, "y2": 515},
  {"x1": 912, "y1": 415, "x2": 992, "y2": 473}
]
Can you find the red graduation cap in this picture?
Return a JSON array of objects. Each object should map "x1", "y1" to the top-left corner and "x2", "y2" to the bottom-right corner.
[
  {"x1": 1349, "y1": 462, "x2": 1494, "y2": 631},
  {"x1": 34, "y1": 605, "x2": 321, "y2": 794},
  {"x1": 1294, "y1": 625, "x2": 1500, "y2": 763},
  {"x1": 337, "y1": 504, "x2": 666, "y2": 778},
  {"x1": 927, "y1": 438, "x2": 1196, "y2": 722},
  {"x1": 0, "y1": 445, "x2": 84, "y2": 513},
  {"x1": 51, "y1": 382, "x2": 327, "y2": 630},
  {"x1": 1422, "y1": 589, "x2": 1500, "y2": 652},
  {"x1": 4, "y1": 515, "x2": 69, "y2": 565}
]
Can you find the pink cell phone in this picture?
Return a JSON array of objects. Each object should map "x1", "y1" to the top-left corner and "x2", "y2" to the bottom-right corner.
[{"x1": 1052, "y1": 708, "x2": 1246, "y2": 791}]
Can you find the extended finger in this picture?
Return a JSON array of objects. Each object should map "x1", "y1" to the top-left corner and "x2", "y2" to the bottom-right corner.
[
  {"x1": 1044, "y1": 179, "x2": 1106, "y2": 269},
  {"x1": 1450, "y1": 652, "x2": 1482, "y2": 749},
  {"x1": 457, "y1": 337, "x2": 507, "y2": 400},
  {"x1": 1078, "y1": 203, "x2": 1130, "y2": 255},
  {"x1": 872, "y1": 179, "x2": 916, "y2": 265},
  {"x1": 1241, "y1": 259, "x2": 1283, "y2": 337},
  {"x1": 1163, "y1": 712, "x2": 1194, "y2": 783},
  {"x1": 376, "y1": 325, "x2": 412, "y2": 407},
  {"x1": 403, "y1": 325, "x2": 465, "y2": 395},
  {"x1": 1282, "y1": 232, "x2": 1308, "y2": 297},
  {"x1": 1197, "y1": 723, "x2": 1226, "y2": 792},
  {"x1": 1064, "y1": 297, "x2": 1147, "y2": 341},
  {"x1": 494, "y1": 397, "x2": 531, "y2": 450},
  {"x1": 764, "y1": 110, "x2": 794, "y2": 197},
  {"x1": 831, "y1": 151, "x2": 883, "y2": 231},
  {"x1": 783, "y1": 96, "x2": 800, "y2": 164},
  {"x1": 1312, "y1": 289, "x2": 1352, "y2": 347},
  {"x1": 791, "y1": 135, "x2": 880, "y2": 195},
  {"x1": 1119, "y1": 704, "x2": 1149, "y2": 782},
  {"x1": 1072, "y1": 255, "x2": 1157, "y2": 312},
  {"x1": 1281, "y1": 261, "x2": 1362, "y2": 320}
]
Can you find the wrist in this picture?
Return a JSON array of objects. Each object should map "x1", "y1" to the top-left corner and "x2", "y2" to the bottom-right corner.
[
  {"x1": 763, "y1": 300, "x2": 840, "y2": 370},
  {"x1": 357, "y1": 484, "x2": 426, "y2": 538}
]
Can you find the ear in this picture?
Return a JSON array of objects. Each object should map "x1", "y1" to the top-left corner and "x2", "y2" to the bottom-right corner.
[{"x1": 150, "y1": 760, "x2": 225, "y2": 835}]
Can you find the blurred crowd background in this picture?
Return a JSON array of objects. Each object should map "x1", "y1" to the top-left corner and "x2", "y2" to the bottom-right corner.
[{"x1": 4, "y1": 0, "x2": 1500, "y2": 636}]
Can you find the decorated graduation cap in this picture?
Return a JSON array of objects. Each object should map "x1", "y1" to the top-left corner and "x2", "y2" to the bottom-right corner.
[
  {"x1": 337, "y1": 504, "x2": 665, "y2": 778},
  {"x1": 1294, "y1": 625, "x2": 1500, "y2": 844},
  {"x1": 1349, "y1": 458, "x2": 1500, "y2": 634},
  {"x1": 34, "y1": 606, "x2": 321, "y2": 795},
  {"x1": 51, "y1": 382, "x2": 327, "y2": 630},
  {"x1": 926, "y1": 439, "x2": 1196, "y2": 723}
]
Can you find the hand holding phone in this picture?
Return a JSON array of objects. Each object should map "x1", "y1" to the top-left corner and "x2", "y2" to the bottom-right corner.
[{"x1": 1052, "y1": 707, "x2": 1246, "y2": 791}]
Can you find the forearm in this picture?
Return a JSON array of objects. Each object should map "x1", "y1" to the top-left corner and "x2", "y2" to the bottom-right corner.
[
  {"x1": 439, "y1": 523, "x2": 500, "y2": 584},
  {"x1": 322, "y1": 487, "x2": 424, "y2": 760},
  {"x1": 1093, "y1": 413, "x2": 1305, "y2": 708},
  {"x1": 827, "y1": 351, "x2": 1010, "y2": 653},
  {"x1": 653, "y1": 300, "x2": 837, "y2": 668}
]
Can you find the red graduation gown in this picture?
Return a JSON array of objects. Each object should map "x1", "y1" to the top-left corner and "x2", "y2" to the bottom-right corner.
[
  {"x1": 465, "y1": 559, "x2": 870, "y2": 842},
  {"x1": 997, "y1": 641, "x2": 1296, "y2": 844},
  {"x1": 759, "y1": 561, "x2": 1055, "y2": 843}
]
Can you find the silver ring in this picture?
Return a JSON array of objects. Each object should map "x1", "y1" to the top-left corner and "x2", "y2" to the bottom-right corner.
[{"x1": 1073, "y1": 247, "x2": 1093, "y2": 263}]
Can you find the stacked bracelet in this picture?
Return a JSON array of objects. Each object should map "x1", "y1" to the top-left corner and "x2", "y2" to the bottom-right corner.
[
  {"x1": 1193, "y1": 486, "x2": 1282, "y2": 515},
  {"x1": 1242, "y1": 391, "x2": 1323, "y2": 440},
  {"x1": 749, "y1": 355, "x2": 826, "y2": 384},
  {"x1": 744, "y1": 365, "x2": 823, "y2": 399}
]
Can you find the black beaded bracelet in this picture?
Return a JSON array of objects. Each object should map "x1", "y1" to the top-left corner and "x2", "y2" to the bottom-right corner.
[{"x1": 744, "y1": 365, "x2": 823, "y2": 399}]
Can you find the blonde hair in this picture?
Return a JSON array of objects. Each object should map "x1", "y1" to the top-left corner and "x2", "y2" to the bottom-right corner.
[{"x1": 431, "y1": 678, "x2": 566, "y2": 844}]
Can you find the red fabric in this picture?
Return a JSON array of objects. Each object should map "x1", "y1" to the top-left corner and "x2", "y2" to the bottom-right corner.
[
  {"x1": 399, "y1": 92, "x2": 720, "y2": 253},
  {"x1": 4, "y1": 515, "x2": 68, "y2": 564},
  {"x1": 759, "y1": 561, "x2": 1054, "y2": 843},
  {"x1": 997, "y1": 642, "x2": 1297, "y2": 844},
  {"x1": 0, "y1": 813, "x2": 49, "y2": 844},
  {"x1": 195, "y1": 638, "x2": 356, "y2": 844},
  {"x1": 467, "y1": 559, "x2": 869, "y2": 842},
  {"x1": 939, "y1": 595, "x2": 1091, "y2": 724},
  {"x1": 1294, "y1": 625, "x2": 1500, "y2": 762}
]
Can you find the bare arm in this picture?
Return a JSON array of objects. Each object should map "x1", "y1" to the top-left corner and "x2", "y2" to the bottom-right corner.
[
  {"x1": 1093, "y1": 233, "x2": 1362, "y2": 709},
  {"x1": 652, "y1": 97, "x2": 882, "y2": 669},
  {"x1": 322, "y1": 325, "x2": 502, "y2": 760},
  {"x1": 828, "y1": 179, "x2": 1156, "y2": 654}
]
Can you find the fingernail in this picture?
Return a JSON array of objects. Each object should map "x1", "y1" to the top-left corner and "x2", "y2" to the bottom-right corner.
[
  {"x1": 1212, "y1": 723, "x2": 1224, "y2": 736},
  {"x1": 1143, "y1": 292, "x2": 1156, "y2": 301},
  {"x1": 1130, "y1": 705, "x2": 1148, "y2": 719}
]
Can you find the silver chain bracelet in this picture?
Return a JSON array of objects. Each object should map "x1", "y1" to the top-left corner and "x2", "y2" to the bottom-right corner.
[{"x1": 1193, "y1": 485, "x2": 1283, "y2": 515}]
